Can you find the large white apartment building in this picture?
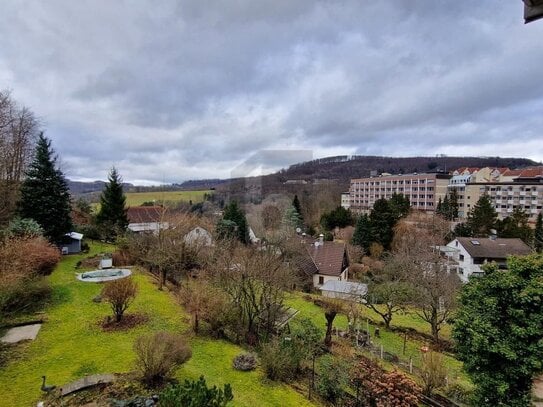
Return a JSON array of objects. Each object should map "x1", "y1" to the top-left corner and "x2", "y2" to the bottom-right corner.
[
  {"x1": 344, "y1": 167, "x2": 543, "y2": 222},
  {"x1": 448, "y1": 167, "x2": 543, "y2": 222},
  {"x1": 347, "y1": 173, "x2": 451, "y2": 214}
]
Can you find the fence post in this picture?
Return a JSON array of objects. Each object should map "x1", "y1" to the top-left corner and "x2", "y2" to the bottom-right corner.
[
  {"x1": 409, "y1": 357, "x2": 413, "y2": 374},
  {"x1": 380, "y1": 344, "x2": 384, "y2": 359}
]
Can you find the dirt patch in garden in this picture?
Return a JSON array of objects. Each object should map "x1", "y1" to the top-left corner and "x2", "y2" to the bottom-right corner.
[{"x1": 100, "y1": 313, "x2": 149, "y2": 332}]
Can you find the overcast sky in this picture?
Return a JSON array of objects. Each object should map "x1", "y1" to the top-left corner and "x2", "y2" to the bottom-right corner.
[{"x1": 1, "y1": 1, "x2": 542, "y2": 184}]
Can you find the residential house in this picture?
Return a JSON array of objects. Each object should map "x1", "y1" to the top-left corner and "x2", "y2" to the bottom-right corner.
[
  {"x1": 295, "y1": 235, "x2": 349, "y2": 289},
  {"x1": 445, "y1": 237, "x2": 532, "y2": 282},
  {"x1": 127, "y1": 206, "x2": 169, "y2": 233}
]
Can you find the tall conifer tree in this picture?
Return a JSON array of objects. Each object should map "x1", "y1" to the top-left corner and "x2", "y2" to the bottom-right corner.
[
  {"x1": 220, "y1": 201, "x2": 249, "y2": 244},
  {"x1": 292, "y1": 194, "x2": 303, "y2": 224},
  {"x1": 18, "y1": 133, "x2": 72, "y2": 243},
  {"x1": 96, "y1": 167, "x2": 128, "y2": 239},
  {"x1": 466, "y1": 195, "x2": 497, "y2": 237}
]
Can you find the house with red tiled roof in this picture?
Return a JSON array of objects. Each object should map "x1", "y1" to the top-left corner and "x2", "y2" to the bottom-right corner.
[
  {"x1": 294, "y1": 234, "x2": 349, "y2": 289},
  {"x1": 517, "y1": 167, "x2": 543, "y2": 180},
  {"x1": 127, "y1": 206, "x2": 169, "y2": 233}
]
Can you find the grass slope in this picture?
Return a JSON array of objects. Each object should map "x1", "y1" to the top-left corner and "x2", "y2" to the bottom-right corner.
[
  {"x1": 285, "y1": 293, "x2": 468, "y2": 385},
  {"x1": 125, "y1": 190, "x2": 211, "y2": 207},
  {"x1": 0, "y1": 246, "x2": 314, "y2": 407}
]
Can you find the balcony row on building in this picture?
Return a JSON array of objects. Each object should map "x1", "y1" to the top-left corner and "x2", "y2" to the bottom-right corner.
[{"x1": 342, "y1": 166, "x2": 543, "y2": 222}]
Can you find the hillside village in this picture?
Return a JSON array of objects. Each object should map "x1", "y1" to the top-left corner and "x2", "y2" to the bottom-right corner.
[
  {"x1": 1, "y1": 88, "x2": 543, "y2": 407},
  {"x1": 2, "y1": 3, "x2": 543, "y2": 407}
]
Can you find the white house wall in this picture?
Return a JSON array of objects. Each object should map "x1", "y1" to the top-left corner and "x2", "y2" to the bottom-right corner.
[
  {"x1": 446, "y1": 239, "x2": 482, "y2": 282},
  {"x1": 313, "y1": 268, "x2": 348, "y2": 288}
]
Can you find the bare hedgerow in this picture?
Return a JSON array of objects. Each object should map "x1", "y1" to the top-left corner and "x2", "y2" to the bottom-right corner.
[
  {"x1": 134, "y1": 332, "x2": 192, "y2": 386},
  {"x1": 101, "y1": 277, "x2": 137, "y2": 322}
]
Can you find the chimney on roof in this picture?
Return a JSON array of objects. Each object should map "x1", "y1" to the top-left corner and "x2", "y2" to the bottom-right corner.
[
  {"x1": 489, "y1": 229, "x2": 497, "y2": 241},
  {"x1": 319, "y1": 233, "x2": 324, "y2": 245}
]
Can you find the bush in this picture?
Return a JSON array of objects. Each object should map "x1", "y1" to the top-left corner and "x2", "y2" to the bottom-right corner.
[
  {"x1": 259, "y1": 339, "x2": 297, "y2": 381},
  {"x1": 420, "y1": 351, "x2": 447, "y2": 395},
  {"x1": 4, "y1": 217, "x2": 43, "y2": 238},
  {"x1": 134, "y1": 331, "x2": 192, "y2": 386},
  {"x1": 0, "y1": 237, "x2": 60, "y2": 280},
  {"x1": 160, "y1": 376, "x2": 233, "y2": 407},
  {"x1": 0, "y1": 237, "x2": 57, "y2": 319},
  {"x1": 316, "y1": 355, "x2": 348, "y2": 403},
  {"x1": 353, "y1": 357, "x2": 421, "y2": 407},
  {"x1": 0, "y1": 277, "x2": 51, "y2": 317},
  {"x1": 101, "y1": 277, "x2": 137, "y2": 322},
  {"x1": 444, "y1": 382, "x2": 475, "y2": 405},
  {"x1": 232, "y1": 353, "x2": 257, "y2": 371},
  {"x1": 21, "y1": 238, "x2": 61, "y2": 275}
]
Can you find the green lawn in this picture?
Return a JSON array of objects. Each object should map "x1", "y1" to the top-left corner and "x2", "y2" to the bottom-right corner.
[
  {"x1": 285, "y1": 293, "x2": 468, "y2": 384},
  {"x1": 360, "y1": 305, "x2": 452, "y2": 339},
  {"x1": 0, "y1": 246, "x2": 315, "y2": 407}
]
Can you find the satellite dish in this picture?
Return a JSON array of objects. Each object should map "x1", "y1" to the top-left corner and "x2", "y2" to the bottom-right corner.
[{"x1": 296, "y1": 227, "x2": 301, "y2": 234}]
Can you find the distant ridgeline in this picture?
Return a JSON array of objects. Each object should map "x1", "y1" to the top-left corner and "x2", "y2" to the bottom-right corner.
[
  {"x1": 279, "y1": 155, "x2": 539, "y2": 182},
  {"x1": 68, "y1": 156, "x2": 539, "y2": 200}
]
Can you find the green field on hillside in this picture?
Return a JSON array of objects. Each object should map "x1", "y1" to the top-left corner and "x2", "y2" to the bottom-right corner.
[{"x1": 125, "y1": 190, "x2": 211, "y2": 207}]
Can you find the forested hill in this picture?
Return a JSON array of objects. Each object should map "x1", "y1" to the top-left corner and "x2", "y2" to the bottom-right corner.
[{"x1": 276, "y1": 155, "x2": 539, "y2": 181}]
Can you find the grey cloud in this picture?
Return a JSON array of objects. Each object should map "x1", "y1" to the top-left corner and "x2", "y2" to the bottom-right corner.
[{"x1": 0, "y1": 1, "x2": 542, "y2": 184}]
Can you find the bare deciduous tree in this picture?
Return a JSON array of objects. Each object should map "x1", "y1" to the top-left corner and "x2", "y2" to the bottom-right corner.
[
  {"x1": 392, "y1": 213, "x2": 460, "y2": 342},
  {"x1": 321, "y1": 298, "x2": 344, "y2": 348},
  {"x1": 0, "y1": 90, "x2": 41, "y2": 224},
  {"x1": 128, "y1": 211, "x2": 210, "y2": 289},
  {"x1": 101, "y1": 277, "x2": 137, "y2": 322},
  {"x1": 364, "y1": 256, "x2": 414, "y2": 329},
  {"x1": 210, "y1": 242, "x2": 293, "y2": 344}
]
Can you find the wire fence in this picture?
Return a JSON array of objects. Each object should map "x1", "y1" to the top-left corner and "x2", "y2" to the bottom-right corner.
[{"x1": 329, "y1": 326, "x2": 463, "y2": 407}]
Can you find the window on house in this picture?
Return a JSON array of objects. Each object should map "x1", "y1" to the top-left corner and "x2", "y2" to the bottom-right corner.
[
  {"x1": 318, "y1": 276, "x2": 324, "y2": 285},
  {"x1": 459, "y1": 254, "x2": 464, "y2": 261}
]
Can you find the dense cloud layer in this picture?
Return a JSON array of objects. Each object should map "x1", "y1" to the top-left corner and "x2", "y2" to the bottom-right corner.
[{"x1": 1, "y1": 1, "x2": 542, "y2": 184}]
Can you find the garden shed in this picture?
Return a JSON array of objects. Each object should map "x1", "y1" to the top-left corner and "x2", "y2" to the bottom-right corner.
[
  {"x1": 61, "y1": 232, "x2": 84, "y2": 254},
  {"x1": 319, "y1": 280, "x2": 367, "y2": 302}
]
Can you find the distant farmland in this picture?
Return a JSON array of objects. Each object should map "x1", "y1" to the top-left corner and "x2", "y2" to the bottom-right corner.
[{"x1": 125, "y1": 190, "x2": 211, "y2": 207}]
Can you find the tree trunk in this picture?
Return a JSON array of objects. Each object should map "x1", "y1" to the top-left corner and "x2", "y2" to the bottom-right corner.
[
  {"x1": 324, "y1": 311, "x2": 337, "y2": 348},
  {"x1": 384, "y1": 314, "x2": 391, "y2": 329},
  {"x1": 431, "y1": 309, "x2": 439, "y2": 342},
  {"x1": 194, "y1": 313, "x2": 199, "y2": 334}
]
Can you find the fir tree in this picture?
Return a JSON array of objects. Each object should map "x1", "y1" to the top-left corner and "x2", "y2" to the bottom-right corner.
[
  {"x1": 534, "y1": 212, "x2": 543, "y2": 253},
  {"x1": 388, "y1": 193, "x2": 411, "y2": 220},
  {"x1": 496, "y1": 207, "x2": 533, "y2": 245},
  {"x1": 448, "y1": 188, "x2": 459, "y2": 220},
  {"x1": 441, "y1": 195, "x2": 451, "y2": 219},
  {"x1": 283, "y1": 205, "x2": 301, "y2": 230},
  {"x1": 352, "y1": 214, "x2": 372, "y2": 253},
  {"x1": 292, "y1": 194, "x2": 303, "y2": 223},
  {"x1": 95, "y1": 167, "x2": 128, "y2": 239},
  {"x1": 466, "y1": 195, "x2": 497, "y2": 237},
  {"x1": 436, "y1": 197, "x2": 443, "y2": 215},
  {"x1": 18, "y1": 133, "x2": 73, "y2": 243},
  {"x1": 220, "y1": 201, "x2": 249, "y2": 244},
  {"x1": 369, "y1": 198, "x2": 395, "y2": 250}
]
